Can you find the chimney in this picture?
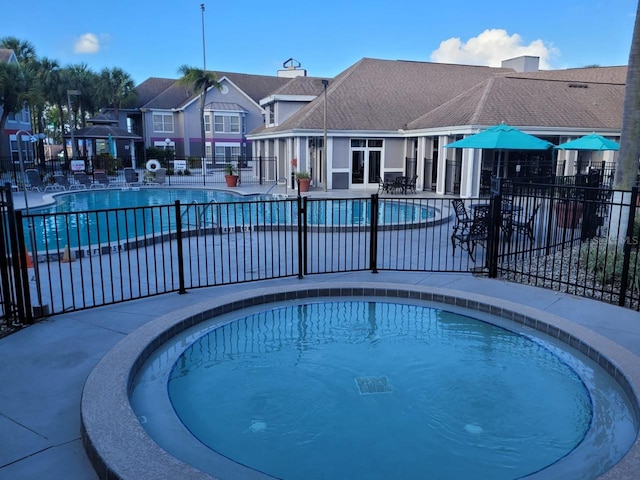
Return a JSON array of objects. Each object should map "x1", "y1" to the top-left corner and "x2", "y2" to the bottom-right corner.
[
  {"x1": 501, "y1": 56, "x2": 540, "y2": 72},
  {"x1": 277, "y1": 58, "x2": 307, "y2": 78}
]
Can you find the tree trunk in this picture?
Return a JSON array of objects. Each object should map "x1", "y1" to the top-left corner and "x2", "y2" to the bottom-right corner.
[{"x1": 616, "y1": 1, "x2": 640, "y2": 190}]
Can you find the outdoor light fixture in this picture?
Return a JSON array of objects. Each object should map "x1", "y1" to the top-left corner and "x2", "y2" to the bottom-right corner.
[{"x1": 16, "y1": 130, "x2": 45, "y2": 214}]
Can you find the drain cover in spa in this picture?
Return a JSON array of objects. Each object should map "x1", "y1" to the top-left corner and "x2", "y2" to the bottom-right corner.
[{"x1": 355, "y1": 376, "x2": 392, "y2": 395}]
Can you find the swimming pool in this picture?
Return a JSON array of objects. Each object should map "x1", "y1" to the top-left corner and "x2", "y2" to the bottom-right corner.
[
  {"x1": 82, "y1": 285, "x2": 640, "y2": 480},
  {"x1": 29, "y1": 189, "x2": 438, "y2": 251}
]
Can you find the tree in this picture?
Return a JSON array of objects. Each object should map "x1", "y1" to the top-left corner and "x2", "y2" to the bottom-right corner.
[
  {"x1": 0, "y1": 37, "x2": 36, "y2": 65},
  {"x1": 177, "y1": 66, "x2": 222, "y2": 160},
  {"x1": 98, "y1": 67, "x2": 136, "y2": 120},
  {"x1": 0, "y1": 62, "x2": 29, "y2": 158},
  {"x1": 615, "y1": 2, "x2": 640, "y2": 190}
]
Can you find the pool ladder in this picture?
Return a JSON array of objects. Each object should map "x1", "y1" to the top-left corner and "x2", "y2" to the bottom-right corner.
[{"x1": 181, "y1": 200, "x2": 219, "y2": 231}]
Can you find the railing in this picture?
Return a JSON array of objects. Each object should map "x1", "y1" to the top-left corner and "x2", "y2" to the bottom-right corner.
[
  {"x1": 0, "y1": 156, "x2": 278, "y2": 188},
  {"x1": 1, "y1": 184, "x2": 638, "y2": 332}
]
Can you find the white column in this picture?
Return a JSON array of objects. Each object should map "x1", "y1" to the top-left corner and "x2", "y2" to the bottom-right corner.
[
  {"x1": 435, "y1": 135, "x2": 449, "y2": 195},
  {"x1": 459, "y1": 148, "x2": 480, "y2": 198},
  {"x1": 415, "y1": 137, "x2": 428, "y2": 191}
]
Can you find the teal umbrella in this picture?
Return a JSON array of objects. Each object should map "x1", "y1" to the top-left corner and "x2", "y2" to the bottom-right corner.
[
  {"x1": 108, "y1": 133, "x2": 117, "y2": 156},
  {"x1": 445, "y1": 123, "x2": 554, "y2": 150},
  {"x1": 554, "y1": 133, "x2": 619, "y2": 151}
]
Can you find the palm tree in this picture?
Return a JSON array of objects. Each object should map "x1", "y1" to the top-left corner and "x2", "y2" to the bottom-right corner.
[
  {"x1": 615, "y1": 1, "x2": 640, "y2": 190},
  {"x1": 0, "y1": 37, "x2": 36, "y2": 65},
  {"x1": 0, "y1": 62, "x2": 29, "y2": 158},
  {"x1": 98, "y1": 67, "x2": 136, "y2": 120},
  {"x1": 177, "y1": 65, "x2": 222, "y2": 161}
]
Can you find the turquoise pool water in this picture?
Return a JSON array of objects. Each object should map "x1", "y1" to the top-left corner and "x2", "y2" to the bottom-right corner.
[
  {"x1": 27, "y1": 189, "x2": 436, "y2": 251},
  {"x1": 130, "y1": 300, "x2": 636, "y2": 480}
]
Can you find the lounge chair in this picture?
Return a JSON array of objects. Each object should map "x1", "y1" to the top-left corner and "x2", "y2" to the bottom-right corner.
[
  {"x1": 74, "y1": 172, "x2": 99, "y2": 189},
  {"x1": 93, "y1": 171, "x2": 121, "y2": 188},
  {"x1": 25, "y1": 169, "x2": 57, "y2": 192},
  {"x1": 53, "y1": 175, "x2": 86, "y2": 190},
  {"x1": 124, "y1": 168, "x2": 141, "y2": 186},
  {"x1": 145, "y1": 168, "x2": 166, "y2": 186}
]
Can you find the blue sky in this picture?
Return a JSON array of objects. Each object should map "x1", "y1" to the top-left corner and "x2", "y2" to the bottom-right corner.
[{"x1": 4, "y1": 0, "x2": 638, "y2": 85}]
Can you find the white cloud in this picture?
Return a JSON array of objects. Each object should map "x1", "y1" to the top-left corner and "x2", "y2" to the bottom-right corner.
[
  {"x1": 430, "y1": 29, "x2": 558, "y2": 69},
  {"x1": 74, "y1": 33, "x2": 100, "y2": 54}
]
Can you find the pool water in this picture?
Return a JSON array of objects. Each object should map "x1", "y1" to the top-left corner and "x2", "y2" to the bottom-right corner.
[
  {"x1": 129, "y1": 300, "x2": 628, "y2": 480},
  {"x1": 28, "y1": 189, "x2": 436, "y2": 251}
]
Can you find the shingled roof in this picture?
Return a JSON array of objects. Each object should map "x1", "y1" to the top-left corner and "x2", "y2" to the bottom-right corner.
[
  {"x1": 0, "y1": 48, "x2": 17, "y2": 64},
  {"x1": 134, "y1": 72, "x2": 291, "y2": 110},
  {"x1": 266, "y1": 58, "x2": 514, "y2": 133},
  {"x1": 407, "y1": 75, "x2": 624, "y2": 131}
]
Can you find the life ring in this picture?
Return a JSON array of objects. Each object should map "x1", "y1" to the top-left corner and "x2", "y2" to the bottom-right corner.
[{"x1": 146, "y1": 159, "x2": 161, "y2": 172}]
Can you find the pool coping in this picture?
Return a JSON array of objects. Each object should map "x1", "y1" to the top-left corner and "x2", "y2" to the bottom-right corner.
[{"x1": 80, "y1": 283, "x2": 640, "y2": 480}]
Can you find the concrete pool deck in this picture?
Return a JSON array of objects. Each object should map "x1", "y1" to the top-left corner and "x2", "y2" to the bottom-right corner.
[{"x1": 1, "y1": 270, "x2": 640, "y2": 479}]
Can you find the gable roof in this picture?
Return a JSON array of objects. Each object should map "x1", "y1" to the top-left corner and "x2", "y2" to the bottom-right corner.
[
  {"x1": 507, "y1": 66, "x2": 627, "y2": 84},
  {"x1": 265, "y1": 58, "x2": 515, "y2": 133},
  {"x1": 407, "y1": 75, "x2": 624, "y2": 131},
  {"x1": 135, "y1": 72, "x2": 292, "y2": 111},
  {"x1": 0, "y1": 48, "x2": 18, "y2": 64}
]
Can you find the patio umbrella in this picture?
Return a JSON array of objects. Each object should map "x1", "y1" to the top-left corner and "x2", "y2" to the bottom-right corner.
[
  {"x1": 108, "y1": 133, "x2": 117, "y2": 157},
  {"x1": 446, "y1": 123, "x2": 555, "y2": 150},
  {"x1": 554, "y1": 133, "x2": 619, "y2": 151},
  {"x1": 445, "y1": 123, "x2": 554, "y2": 178}
]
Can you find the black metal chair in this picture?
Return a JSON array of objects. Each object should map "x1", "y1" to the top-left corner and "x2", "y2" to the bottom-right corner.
[
  {"x1": 406, "y1": 174, "x2": 418, "y2": 193},
  {"x1": 451, "y1": 204, "x2": 489, "y2": 261},
  {"x1": 507, "y1": 203, "x2": 540, "y2": 241},
  {"x1": 451, "y1": 199, "x2": 474, "y2": 235}
]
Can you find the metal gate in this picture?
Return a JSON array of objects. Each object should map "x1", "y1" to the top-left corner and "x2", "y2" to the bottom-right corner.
[{"x1": 0, "y1": 184, "x2": 33, "y2": 336}]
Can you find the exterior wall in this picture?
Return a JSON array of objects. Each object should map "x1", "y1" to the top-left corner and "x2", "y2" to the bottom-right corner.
[
  {"x1": 277, "y1": 101, "x2": 311, "y2": 124},
  {"x1": 384, "y1": 138, "x2": 405, "y2": 173}
]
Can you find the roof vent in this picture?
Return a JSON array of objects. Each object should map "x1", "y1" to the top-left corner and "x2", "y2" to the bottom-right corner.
[{"x1": 568, "y1": 83, "x2": 589, "y2": 88}]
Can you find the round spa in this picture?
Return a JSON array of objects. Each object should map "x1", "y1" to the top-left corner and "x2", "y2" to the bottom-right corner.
[{"x1": 81, "y1": 285, "x2": 640, "y2": 480}]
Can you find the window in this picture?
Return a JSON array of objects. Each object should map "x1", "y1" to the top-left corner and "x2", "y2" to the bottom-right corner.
[
  {"x1": 204, "y1": 114, "x2": 211, "y2": 133},
  {"x1": 153, "y1": 114, "x2": 173, "y2": 133},
  {"x1": 214, "y1": 115, "x2": 224, "y2": 132},
  {"x1": 230, "y1": 116, "x2": 240, "y2": 133},
  {"x1": 268, "y1": 104, "x2": 275, "y2": 125}
]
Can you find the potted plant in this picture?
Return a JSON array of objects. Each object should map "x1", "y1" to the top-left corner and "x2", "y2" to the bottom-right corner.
[
  {"x1": 295, "y1": 171, "x2": 311, "y2": 192},
  {"x1": 224, "y1": 163, "x2": 238, "y2": 187}
]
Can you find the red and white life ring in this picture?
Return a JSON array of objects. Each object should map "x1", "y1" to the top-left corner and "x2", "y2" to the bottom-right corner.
[{"x1": 146, "y1": 159, "x2": 161, "y2": 172}]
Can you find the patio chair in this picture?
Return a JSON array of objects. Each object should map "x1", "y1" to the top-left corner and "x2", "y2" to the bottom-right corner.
[
  {"x1": 25, "y1": 169, "x2": 56, "y2": 192},
  {"x1": 377, "y1": 176, "x2": 394, "y2": 194},
  {"x1": 450, "y1": 199, "x2": 474, "y2": 236},
  {"x1": 53, "y1": 175, "x2": 86, "y2": 190},
  {"x1": 93, "y1": 171, "x2": 122, "y2": 188},
  {"x1": 451, "y1": 204, "x2": 489, "y2": 262},
  {"x1": 506, "y1": 203, "x2": 540, "y2": 241},
  {"x1": 145, "y1": 168, "x2": 166, "y2": 186},
  {"x1": 74, "y1": 172, "x2": 99, "y2": 189},
  {"x1": 123, "y1": 168, "x2": 141, "y2": 187},
  {"x1": 406, "y1": 174, "x2": 418, "y2": 194}
]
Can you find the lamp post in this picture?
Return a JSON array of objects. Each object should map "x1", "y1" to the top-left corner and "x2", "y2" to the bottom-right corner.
[
  {"x1": 16, "y1": 130, "x2": 45, "y2": 214},
  {"x1": 200, "y1": 4, "x2": 206, "y2": 71},
  {"x1": 321, "y1": 79, "x2": 329, "y2": 192},
  {"x1": 16, "y1": 129, "x2": 46, "y2": 314},
  {"x1": 67, "y1": 89, "x2": 81, "y2": 162}
]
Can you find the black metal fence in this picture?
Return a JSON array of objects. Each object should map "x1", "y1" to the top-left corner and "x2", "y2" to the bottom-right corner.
[
  {"x1": 1, "y1": 182, "x2": 638, "y2": 335},
  {"x1": 0, "y1": 156, "x2": 279, "y2": 188}
]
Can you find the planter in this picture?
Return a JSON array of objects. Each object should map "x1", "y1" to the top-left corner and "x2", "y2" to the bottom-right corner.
[
  {"x1": 225, "y1": 175, "x2": 238, "y2": 187},
  {"x1": 555, "y1": 201, "x2": 583, "y2": 228},
  {"x1": 297, "y1": 178, "x2": 311, "y2": 193}
]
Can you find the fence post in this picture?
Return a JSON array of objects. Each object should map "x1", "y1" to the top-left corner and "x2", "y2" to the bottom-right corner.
[
  {"x1": 369, "y1": 194, "x2": 379, "y2": 273},
  {"x1": 296, "y1": 194, "x2": 305, "y2": 279},
  {"x1": 259, "y1": 155, "x2": 263, "y2": 185},
  {"x1": 13, "y1": 210, "x2": 33, "y2": 323},
  {"x1": 174, "y1": 200, "x2": 187, "y2": 294},
  {"x1": 618, "y1": 187, "x2": 638, "y2": 306},
  {"x1": 487, "y1": 177, "x2": 502, "y2": 278}
]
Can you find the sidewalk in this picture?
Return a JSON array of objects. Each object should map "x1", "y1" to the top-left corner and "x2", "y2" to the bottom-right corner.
[{"x1": 1, "y1": 270, "x2": 639, "y2": 479}]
